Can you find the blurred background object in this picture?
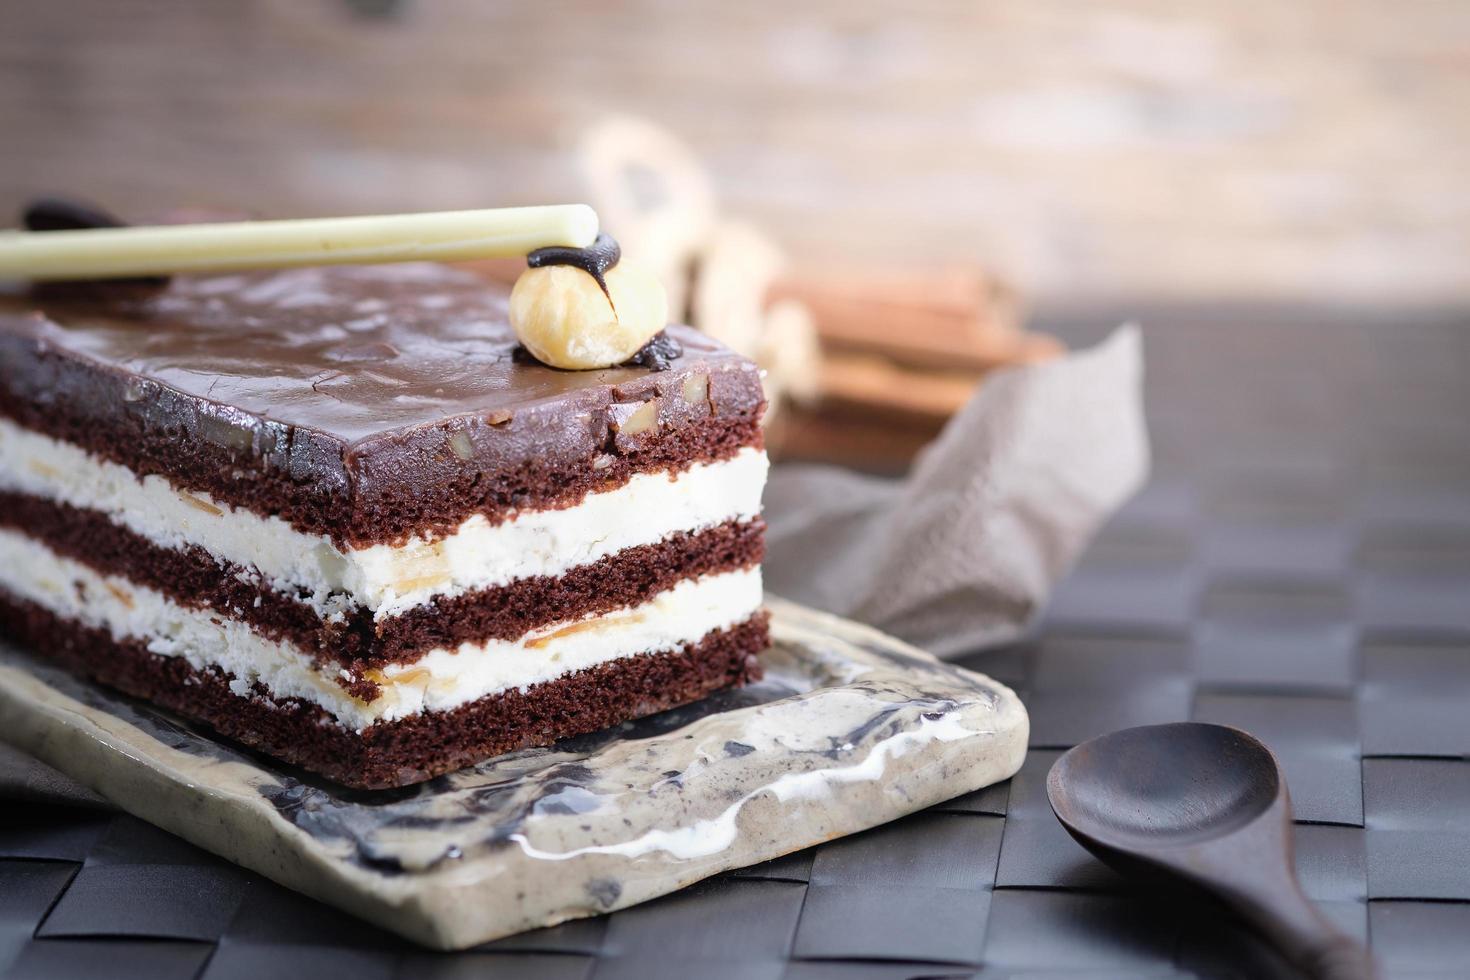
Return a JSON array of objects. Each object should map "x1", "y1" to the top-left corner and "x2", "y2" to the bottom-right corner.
[
  {"x1": 769, "y1": 264, "x2": 1061, "y2": 467},
  {"x1": 464, "y1": 112, "x2": 1052, "y2": 462},
  {"x1": 4, "y1": 0, "x2": 1468, "y2": 465}
]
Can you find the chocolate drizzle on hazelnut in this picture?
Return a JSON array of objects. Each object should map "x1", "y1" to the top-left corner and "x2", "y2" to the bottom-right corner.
[
  {"x1": 22, "y1": 196, "x2": 170, "y2": 291},
  {"x1": 622, "y1": 331, "x2": 683, "y2": 372},
  {"x1": 510, "y1": 344, "x2": 541, "y2": 367},
  {"x1": 526, "y1": 232, "x2": 621, "y2": 300},
  {"x1": 509, "y1": 330, "x2": 683, "y2": 373}
]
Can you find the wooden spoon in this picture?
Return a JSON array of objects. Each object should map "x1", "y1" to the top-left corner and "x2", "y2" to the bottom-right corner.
[{"x1": 1047, "y1": 722, "x2": 1377, "y2": 979}]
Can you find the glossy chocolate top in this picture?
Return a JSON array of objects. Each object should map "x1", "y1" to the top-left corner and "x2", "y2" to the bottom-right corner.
[
  {"x1": 0, "y1": 263, "x2": 765, "y2": 543},
  {"x1": 0, "y1": 263, "x2": 750, "y2": 443}
]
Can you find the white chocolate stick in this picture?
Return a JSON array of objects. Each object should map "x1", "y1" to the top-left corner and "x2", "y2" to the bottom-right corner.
[{"x1": 0, "y1": 205, "x2": 599, "y2": 281}]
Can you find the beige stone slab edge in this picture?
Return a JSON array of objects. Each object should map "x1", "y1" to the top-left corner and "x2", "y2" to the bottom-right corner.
[{"x1": 0, "y1": 595, "x2": 1028, "y2": 950}]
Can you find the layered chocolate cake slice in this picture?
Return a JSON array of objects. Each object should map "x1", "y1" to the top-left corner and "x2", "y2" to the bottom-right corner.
[{"x1": 0, "y1": 262, "x2": 768, "y2": 788}]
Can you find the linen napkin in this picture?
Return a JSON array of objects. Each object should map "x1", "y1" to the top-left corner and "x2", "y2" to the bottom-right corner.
[{"x1": 764, "y1": 325, "x2": 1148, "y2": 657}]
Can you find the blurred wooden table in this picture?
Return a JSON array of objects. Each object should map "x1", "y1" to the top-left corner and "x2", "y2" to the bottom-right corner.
[{"x1": 3, "y1": 0, "x2": 1469, "y2": 309}]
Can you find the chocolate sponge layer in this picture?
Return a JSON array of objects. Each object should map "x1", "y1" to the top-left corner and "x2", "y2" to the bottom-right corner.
[
  {"x1": 0, "y1": 592, "x2": 769, "y2": 790},
  {"x1": 0, "y1": 490, "x2": 764, "y2": 670}
]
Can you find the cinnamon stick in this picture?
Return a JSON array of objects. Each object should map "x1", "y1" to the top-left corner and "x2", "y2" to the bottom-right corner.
[{"x1": 770, "y1": 268, "x2": 1058, "y2": 371}]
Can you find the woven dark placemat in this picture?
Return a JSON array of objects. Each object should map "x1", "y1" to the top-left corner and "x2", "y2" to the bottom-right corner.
[{"x1": 3, "y1": 305, "x2": 1469, "y2": 979}]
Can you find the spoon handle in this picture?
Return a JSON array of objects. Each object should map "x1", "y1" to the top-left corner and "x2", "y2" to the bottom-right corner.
[{"x1": 1239, "y1": 878, "x2": 1378, "y2": 980}]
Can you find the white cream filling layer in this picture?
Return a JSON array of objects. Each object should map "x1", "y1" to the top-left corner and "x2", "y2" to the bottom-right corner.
[
  {"x1": 0, "y1": 417, "x2": 767, "y2": 619},
  {"x1": 0, "y1": 527, "x2": 763, "y2": 731}
]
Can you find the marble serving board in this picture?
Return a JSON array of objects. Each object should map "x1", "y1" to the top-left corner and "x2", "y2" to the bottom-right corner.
[{"x1": 0, "y1": 596, "x2": 1028, "y2": 950}]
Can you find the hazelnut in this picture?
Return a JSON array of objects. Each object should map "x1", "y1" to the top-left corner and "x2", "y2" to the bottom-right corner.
[
  {"x1": 509, "y1": 258, "x2": 668, "y2": 370},
  {"x1": 448, "y1": 430, "x2": 475, "y2": 460},
  {"x1": 611, "y1": 399, "x2": 659, "y2": 436},
  {"x1": 681, "y1": 372, "x2": 709, "y2": 409}
]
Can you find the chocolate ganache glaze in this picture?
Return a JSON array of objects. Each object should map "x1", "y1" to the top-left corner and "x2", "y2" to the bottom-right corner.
[{"x1": 0, "y1": 262, "x2": 763, "y2": 545}]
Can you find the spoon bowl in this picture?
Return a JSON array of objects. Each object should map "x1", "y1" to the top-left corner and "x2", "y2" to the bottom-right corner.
[
  {"x1": 1050, "y1": 722, "x2": 1279, "y2": 849},
  {"x1": 1048, "y1": 722, "x2": 1376, "y2": 980}
]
